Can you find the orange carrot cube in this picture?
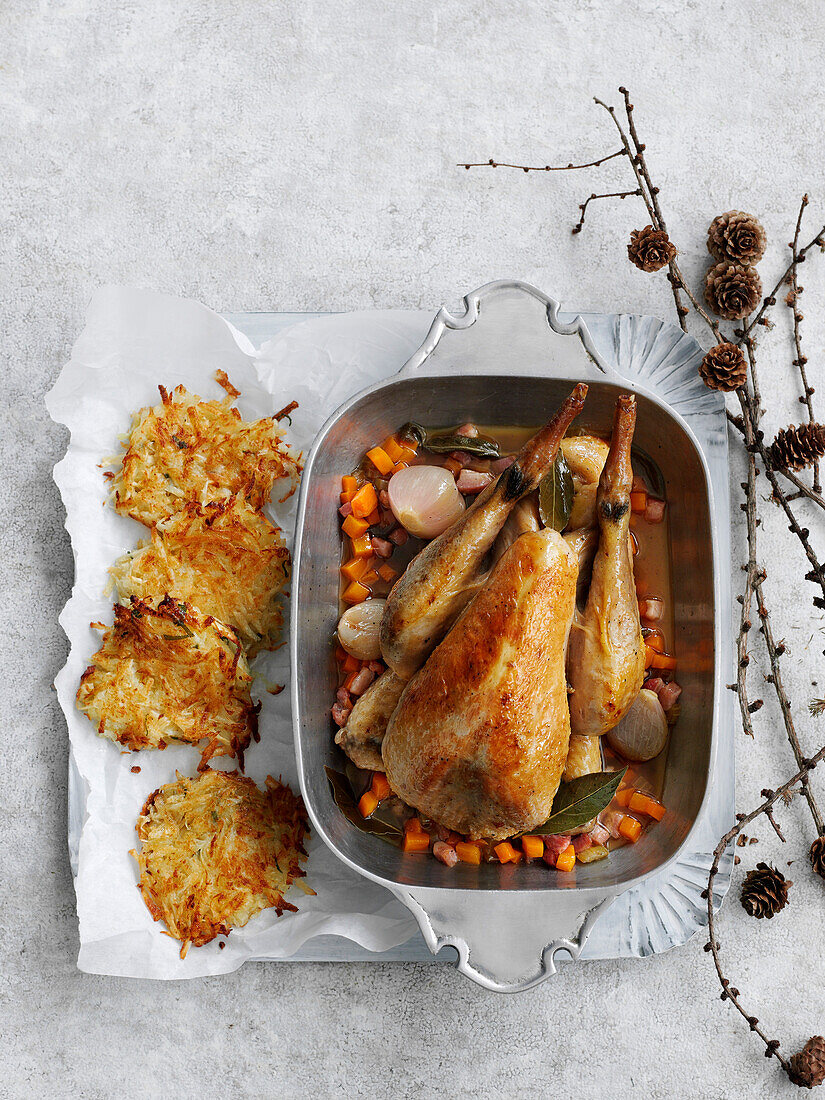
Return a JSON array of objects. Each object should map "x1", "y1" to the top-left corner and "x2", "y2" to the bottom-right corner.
[
  {"x1": 341, "y1": 556, "x2": 370, "y2": 582},
  {"x1": 377, "y1": 564, "x2": 398, "y2": 583},
  {"x1": 366, "y1": 508, "x2": 381, "y2": 527},
  {"x1": 629, "y1": 792, "x2": 666, "y2": 821},
  {"x1": 618, "y1": 816, "x2": 643, "y2": 843},
  {"x1": 651, "y1": 652, "x2": 677, "y2": 672},
  {"x1": 366, "y1": 447, "x2": 394, "y2": 475},
  {"x1": 371, "y1": 772, "x2": 391, "y2": 801},
  {"x1": 494, "y1": 841, "x2": 519, "y2": 864},
  {"x1": 402, "y1": 831, "x2": 431, "y2": 853},
  {"x1": 351, "y1": 482, "x2": 379, "y2": 518},
  {"x1": 342, "y1": 475, "x2": 358, "y2": 493},
  {"x1": 341, "y1": 654, "x2": 360, "y2": 675},
  {"x1": 521, "y1": 836, "x2": 544, "y2": 859},
  {"x1": 342, "y1": 514, "x2": 369, "y2": 539},
  {"x1": 615, "y1": 788, "x2": 634, "y2": 808},
  {"x1": 358, "y1": 791, "x2": 379, "y2": 818},
  {"x1": 555, "y1": 843, "x2": 576, "y2": 872},
  {"x1": 383, "y1": 436, "x2": 403, "y2": 463},
  {"x1": 455, "y1": 841, "x2": 482, "y2": 865},
  {"x1": 342, "y1": 580, "x2": 369, "y2": 605},
  {"x1": 630, "y1": 490, "x2": 648, "y2": 513}
]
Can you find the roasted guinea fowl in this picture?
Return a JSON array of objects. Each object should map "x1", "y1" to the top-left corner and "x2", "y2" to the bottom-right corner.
[
  {"x1": 382, "y1": 527, "x2": 578, "y2": 841},
  {"x1": 379, "y1": 384, "x2": 589, "y2": 681},
  {"x1": 567, "y1": 394, "x2": 645, "y2": 771}
]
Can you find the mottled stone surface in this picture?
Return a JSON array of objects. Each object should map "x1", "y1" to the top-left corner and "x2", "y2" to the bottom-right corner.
[{"x1": 2, "y1": 1, "x2": 824, "y2": 1096}]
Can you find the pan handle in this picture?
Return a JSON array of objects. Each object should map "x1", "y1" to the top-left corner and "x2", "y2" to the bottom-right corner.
[
  {"x1": 394, "y1": 885, "x2": 616, "y2": 992},
  {"x1": 397, "y1": 279, "x2": 615, "y2": 382}
]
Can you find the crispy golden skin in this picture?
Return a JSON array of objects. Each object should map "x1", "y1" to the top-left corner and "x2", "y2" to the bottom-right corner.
[
  {"x1": 382, "y1": 529, "x2": 578, "y2": 841},
  {"x1": 110, "y1": 496, "x2": 289, "y2": 656},
  {"x1": 568, "y1": 395, "x2": 645, "y2": 738},
  {"x1": 76, "y1": 596, "x2": 257, "y2": 769},
  {"x1": 111, "y1": 376, "x2": 300, "y2": 525},
  {"x1": 134, "y1": 769, "x2": 312, "y2": 958}
]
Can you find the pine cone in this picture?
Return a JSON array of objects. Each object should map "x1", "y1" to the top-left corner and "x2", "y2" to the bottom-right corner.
[
  {"x1": 699, "y1": 343, "x2": 747, "y2": 392},
  {"x1": 789, "y1": 1036, "x2": 825, "y2": 1089},
  {"x1": 740, "y1": 862, "x2": 791, "y2": 918},
  {"x1": 770, "y1": 423, "x2": 825, "y2": 471},
  {"x1": 628, "y1": 226, "x2": 677, "y2": 272},
  {"x1": 705, "y1": 262, "x2": 763, "y2": 320},
  {"x1": 810, "y1": 835, "x2": 825, "y2": 880},
  {"x1": 707, "y1": 211, "x2": 767, "y2": 265}
]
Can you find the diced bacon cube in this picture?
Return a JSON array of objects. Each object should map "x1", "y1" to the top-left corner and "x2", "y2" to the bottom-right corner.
[
  {"x1": 645, "y1": 677, "x2": 665, "y2": 694},
  {"x1": 349, "y1": 668, "x2": 375, "y2": 696},
  {"x1": 589, "y1": 824, "x2": 611, "y2": 846},
  {"x1": 371, "y1": 536, "x2": 394, "y2": 558},
  {"x1": 645, "y1": 498, "x2": 666, "y2": 523},
  {"x1": 490, "y1": 456, "x2": 515, "y2": 475},
  {"x1": 639, "y1": 597, "x2": 664, "y2": 622},
  {"x1": 572, "y1": 833, "x2": 593, "y2": 854},
  {"x1": 388, "y1": 526, "x2": 408, "y2": 546},
  {"x1": 456, "y1": 469, "x2": 493, "y2": 494},
  {"x1": 433, "y1": 841, "x2": 459, "y2": 867},
  {"x1": 336, "y1": 686, "x2": 352, "y2": 706},
  {"x1": 456, "y1": 423, "x2": 479, "y2": 438},
  {"x1": 600, "y1": 809, "x2": 625, "y2": 840},
  {"x1": 331, "y1": 702, "x2": 351, "y2": 727},
  {"x1": 541, "y1": 834, "x2": 572, "y2": 866},
  {"x1": 367, "y1": 660, "x2": 385, "y2": 675},
  {"x1": 658, "y1": 681, "x2": 682, "y2": 711},
  {"x1": 339, "y1": 501, "x2": 353, "y2": 517},
  {"x1": 378, "y1": 489, "x2": 391, "y2": 507}
]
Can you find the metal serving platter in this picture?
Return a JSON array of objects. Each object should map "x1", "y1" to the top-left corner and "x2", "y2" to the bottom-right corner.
[{"x1": 271, "y1": 280, "x2": 735, "y2": 986}]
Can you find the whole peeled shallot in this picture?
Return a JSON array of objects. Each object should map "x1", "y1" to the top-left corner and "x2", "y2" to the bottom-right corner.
[
  {"x1": 337, "y1": 598, "x2": 387, "y2": 660},
  {"x1": 606, "y1": 688, "x2": 668, "y2": 762},
  {"x1": 387, "y1": 465, "x2": 465, "y2": 539}
]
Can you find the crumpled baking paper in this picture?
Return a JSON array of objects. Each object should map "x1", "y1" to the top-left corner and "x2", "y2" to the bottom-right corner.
[{"x1": 47, "y1": 286, "x2": 433, "y2": 978}]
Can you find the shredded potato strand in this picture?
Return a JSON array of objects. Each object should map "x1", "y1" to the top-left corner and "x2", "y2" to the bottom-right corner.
[
  {"x1": 135, "y1": 769, "x2": 312, "y2": 956},
  {"x1": 76, "y1": 597, "x2": 258, "y2": 769}
]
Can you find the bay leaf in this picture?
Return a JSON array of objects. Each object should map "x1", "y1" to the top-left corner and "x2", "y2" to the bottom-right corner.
[
  {"x1": 325, "y1": 766, "x2": 403, "y2": 847},
  {"x1": 398, "y1": 421, "x2": 501, "y2": 459},
  {"x1": 531, "y1": 766, "x2": 627, "y2": 836},
  {"x1": 538, "y1": 452, "x2": 574, "y2": 531}
]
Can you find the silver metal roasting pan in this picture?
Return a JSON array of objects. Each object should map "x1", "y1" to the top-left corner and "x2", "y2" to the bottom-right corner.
[{"x1": 291, "y1": 281, "x2": 728, "y2": 991}]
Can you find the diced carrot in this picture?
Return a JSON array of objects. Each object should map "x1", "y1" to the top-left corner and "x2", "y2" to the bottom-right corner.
[
  {"x1": 360, "y1": 568, "x2": 379, "y2": 587},
  {"x1": 383, "y1": 436, "x2": 403, "y2": 463},
  {"x1": 618, "y1": 815, "x2": 643, "y2": 843},
  {"x1": 404, "y1": 816, "x2": 425, "y2": 834},
  {"x1": 378, "y1": 563, "x2": 398, "y2": 583},
  {"x1": 371, "y1": 772, "x2": 391, "y2": 801},
  {"x1": 651, "y1": 652, "x2": 677, "y2": 672},
  {"x1": 629, "y1": 792, "x2": 666, "y2": 821},
  {"x1": 352, "y1": 535, "x2": 374, "y2": 560},
  {"x1": 342, "y1": 475, "x2": 358, "y2": 493},
  {"x1": 341, "y1": 556, "x2": 371, "y2": 582},
  {"x1": 455, "y1": 841, "x2": 482, "y2": 865},
  {"x1": 630, "y1": 490, "x2": 648, "y2": 513},
  {"x1": 390, "y1": 462, "x2": 408, "y2": 475},
  {"x1": 351, "y1": 482, "x2": 379, "y2": 518},
  {"x1": 402, "y1": 831, "x2": 431, "y2": 853},
  {"x1": 342, "y1": 669, "x2": 358, "y2": 691},
  {"x1": 342, "y1": 580, "x2": 370, "y2": 605},
  {"x1": 366, "y1": 508, "x2": 381, "y2": 527},
  {"x1": 555, "y1": 843, "x2": 576, "y2": 872},
  {"x1": 644, "y1": 645, "x2": 657, "y2": 669},
  {"x1": 341, "y1": 654, "x2": 360, "y2": 674},
  {"x1": 335, "y1": 645, "x2": 347, "y2": 663},
  {"x1": 521, "y1": 836, "x2": 544, "y2": 859},
  {"x1": 342, "y1": 514, "x2": 369, "y2": 539},
  {"x1": 340, "y1": 490, "x2": 356, "y2": 504},
  {"x1": 358, "y1": 791, "x2": 379, "y2": 818},
  {"x1": 615, "y1": 787, "x2": 634, "y2": 808},
  {"x1": 644, "y1": 632, "x2": 665, "y2": 652},
  {"x1": 443, "y1": 457, "x2": 462, "y2": 476},
  {"x1": 401, "y1": 439, "x2": 418, "y2": 455},
  {"x1": 494, "y1": 841, "x2": 520, "y2": 864},
  {"x1": 366, "y1": 446, "x2": 394, "y2": 475}
]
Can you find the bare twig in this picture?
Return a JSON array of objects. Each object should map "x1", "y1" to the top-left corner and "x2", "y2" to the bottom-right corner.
[
  {"x1": 740, "y1": 222, "x2": 825, "y2": 339},
  {"x1": 775, "y1": 465, "x2": 825, "y2": 512},
  {"x1": 787, "y1": 195, "x2": 820, "y2": 494},
  {"x1": 458, "y1": 150, "x2": 625, "y2": 172},
  {"x1": 572, "y1": 189, "x2": 641, "y2": 234}
]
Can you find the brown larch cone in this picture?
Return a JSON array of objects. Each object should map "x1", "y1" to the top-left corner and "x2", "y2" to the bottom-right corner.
[
  {"x1": 628, "y1": 226, "x2": 677, "y2": 272},
  {"x1": 789, "y1": 1036, "x2": 825, "y2": 1089},
  {"x1": 707, "y1": 211, "x2": 767, "y2": 265},
  {"x1": 699, "y1": 343, "x2": 747, "y2": 392},
  {"x1": 770, "y1": 423, "x2": 825, "y2": 471},
  {"x1": 740, "y1": 862, "x2": 791, "y2": 918},
  {"x1": 810, "y1": 835, "x2": 825, "y2": 879},
  {"x1": 705, "y1": 262, "x2": 762, "y2": 320}
]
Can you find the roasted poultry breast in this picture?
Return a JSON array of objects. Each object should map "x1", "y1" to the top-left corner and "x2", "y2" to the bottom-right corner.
[{"x1": 336, "y1": 384, "x2": 648, "y2": 844}]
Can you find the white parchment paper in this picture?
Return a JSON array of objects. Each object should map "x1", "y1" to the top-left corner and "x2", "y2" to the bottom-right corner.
[{"x1": 46, "y1": 286, "x2": 434, "y2": 978}]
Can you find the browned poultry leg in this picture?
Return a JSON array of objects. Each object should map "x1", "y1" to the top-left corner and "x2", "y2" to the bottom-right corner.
[{"x1": 380, "y1": 384, "x2": 588, "y2": 680}]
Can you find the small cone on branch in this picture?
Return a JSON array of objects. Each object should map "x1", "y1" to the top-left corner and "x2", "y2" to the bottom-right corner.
[
  {"x1": 699, "y1": 343, "x2": 747, "y2": 392},
  {"x1": 810, "y1": 835, "x2": 825, "y2": 880},
  {"x1": 627, "y1": 226, "x2": 677, "y2": 272},
  {"x1": 770, "y1": 423, "x2": 825, "y2": 471},
  {"x1": 740, "y1": 862, "x2": 791, "y2": 919},
  {"x1": 789, "y1": 1036, "x2": 825, "y2": 1089},
  {"x1": 707, "y1": 211, "x2": 767, "y2": 265},
  {"x1": 705, "y1": 262, "x2": 763, "y2": 320}
]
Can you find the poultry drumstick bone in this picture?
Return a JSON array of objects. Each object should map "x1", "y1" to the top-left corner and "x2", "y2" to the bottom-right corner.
[{"x1": 379, "y1": 383, "x2": 588, "y2": 680}]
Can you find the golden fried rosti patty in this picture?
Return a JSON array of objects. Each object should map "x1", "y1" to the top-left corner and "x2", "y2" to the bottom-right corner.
[
  {"x1": 76, "y1": 596, "x2": 257, "y2": 769},
  {"x1": 111, "y1": 376, "x2": 300, "y2": 525},
  {"x1": 109, "y1": 496, "x2": 290, "y2": 656},
  {"x1": 134, "y1": 769, "x2": 311, "y2": 957}
]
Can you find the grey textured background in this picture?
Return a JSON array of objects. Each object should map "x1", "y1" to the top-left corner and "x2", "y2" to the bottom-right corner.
[{"x1": 3, "y1": 1, "x2": 825, "y2": 1097}]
